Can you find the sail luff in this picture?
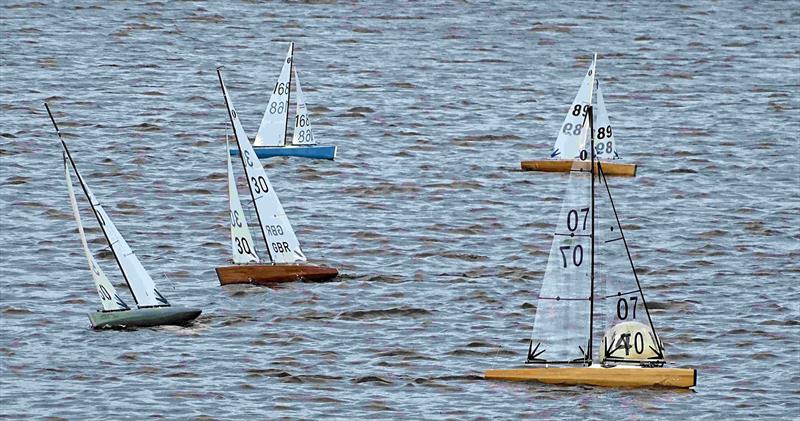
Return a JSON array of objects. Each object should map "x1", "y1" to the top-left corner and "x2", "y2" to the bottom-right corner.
[{"x1": 64, "y1": 153, "x2": 129, "y2": 312}]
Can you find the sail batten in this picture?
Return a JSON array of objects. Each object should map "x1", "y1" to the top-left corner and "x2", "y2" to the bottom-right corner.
[
  {"x1": 218, "y1": 68, "x2": 307, "y2": 265},
  {"x1": 255, "y1": 43, "x2": 293, "y2": 147}
]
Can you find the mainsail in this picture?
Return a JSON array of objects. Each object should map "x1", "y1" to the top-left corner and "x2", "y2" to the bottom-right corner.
[
  {"x1": 218, "y1": 68, "x2": 307, "y2": 264},
  {"x1": 290, "y1": 68, "x2": 316, "y2": 146},
  {"x1": 227, "y1": 137, "x2": 260, "y2": 264},
  {"x1": 255, "y1": 43, "x2": 293, "y2": 147},
  {"x1": 64, "y1": 154, "x2": 129, "y2": 312},
  {"x1": 551, "y1": 54, "x2": 597, "y2": 160},
  {"x1": 595, "y1": 165, "x2": 664, "y2": 364},
  {"x1": 45, "y1": 102, "x2": 171, "y2": 309},
  {"x1": 592, "y1": 84, "x2": 618, "y2": 160},
  {"x1": 529, "y1": 118, "x2": 593, "y2": 364}
]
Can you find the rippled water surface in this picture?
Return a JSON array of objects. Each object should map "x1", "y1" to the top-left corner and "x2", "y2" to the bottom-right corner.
[{"x1": 1, "y1": 1, "x2": 799, "y2": 419}]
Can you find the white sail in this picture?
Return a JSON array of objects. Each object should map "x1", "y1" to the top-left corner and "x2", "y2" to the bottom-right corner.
[
  {"x1": 595, "y1": 165, "x2": 663, "y2": 363},
  {"x1": 529, "y1": 122, "x2": 593, "y2": 364},
  {"x1": 592, "y1": 85, "x2": 619, "y2": 160},
  {"x1": 64, "y1": 154, "x2": 129, "y2": 312},
  {"x1": 70, "y1": 162, "x2": 169, "y2": 308},
  {"x1": 218, "y1": 69, "x2": 307, "y2": 264},
  {"x1": 255, "y1": 43, "x2": 293, "y2": 147},
  {"x1": 290, "y1": 68, "x2": 316, "y2": 146},
  {"x1": 550, "y1": 54, "x2": 596, "y2": 160},
  {"x1": 227, "y1": 138, "x2": 260, "y2": 264}
]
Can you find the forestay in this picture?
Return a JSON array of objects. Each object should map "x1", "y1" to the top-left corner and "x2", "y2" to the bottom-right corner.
[
  {"x1": 529, "y1": 124, "x2": 593, "y2": 364},
  {"x1": 592, "y1": 84, "x2": 618, "y2": 160},
  {"x1": 595, "y1": 166, "x2": 663, "y2": 363},
  {"x1": 65, "y1": 150, "x2": 169, "y2": 308},
  {"x1": 255, "y1": 43, "x2": 293, "y2": 147},
  {"x1": 64, "y1": 154, "x2": 129, "y2": 312},
  {"x1": 218, "y1": 69, "x2": 307, "y2": 264},
  {"x1": 551, "y1": 54, "x2": 596, "y2": 160},
  {"x1": 227, "y1": 138, "x2": 260, "y2": 264},
  {"x1": 290, "y1": 68, "x2": 316, "y2": 146}
]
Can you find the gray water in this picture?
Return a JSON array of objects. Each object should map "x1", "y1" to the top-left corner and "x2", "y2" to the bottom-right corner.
[{"x1": 1, "y1": 1, "x2": 799, "y2": 419}]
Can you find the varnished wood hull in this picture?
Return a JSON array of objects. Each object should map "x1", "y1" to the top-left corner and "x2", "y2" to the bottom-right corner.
[
  {"x1": 484, "y1": 366, "x2": 696, "y2": 389},
  {"x1": 520, "y1": 159, "x2": 637, "y2": 177},
  {"x1": 216, "y1": 263, "x2": 339, "y2": 285}
]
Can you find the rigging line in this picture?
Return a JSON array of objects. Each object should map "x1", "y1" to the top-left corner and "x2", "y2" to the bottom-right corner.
[
  {"x1": 283, "y1": 42, "x2": 294, "y2": 147},
  {"x1": 49, "y1": 103, "x2": 142, "y2": 306},
  {"x1": 604, "y1": 236, "x2": 623, "y2": 243},
  {"x1": 216, "y1": 68, "x2": 275, "y2": 264},
  {"x1": 597, "y1": 161, "x2": 663, "y2": 348},
  {"x1": 588, "y1": 104, "x2": 596, "y2": 366},
  {"x1": 554, "y1": 233, "x2": 592, "y2": 237},
  {"x1": 537, "y1": 296, "x2": 591, "y2": 301}
]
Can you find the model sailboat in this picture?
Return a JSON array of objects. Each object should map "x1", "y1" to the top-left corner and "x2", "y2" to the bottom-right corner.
[
  {"x1": 215, "y1": 68, "x2": 339, "y2": 285},
  {"x1": 521, "y1": 54, "x2": 637, "y2": 177},
  {"x1": 228, "y1": 42, "x2": 336, "y2": 161},
  {"x1": 488, "y1": 106, "x2": 695, "y2": 388},
  {"x1": 47, "y1": 104, "x2": 201, "y2": 329}
]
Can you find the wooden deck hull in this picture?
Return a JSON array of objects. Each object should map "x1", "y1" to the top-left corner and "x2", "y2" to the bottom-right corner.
[
  {"x1": 484, "y1": 366, "x2": 696, "y2": 389},
  {"x1": 520, "y1": 159, "x2": 637, "y2": 177},
  {"x1": 216, "y1": 263, "x2": 339, "y2": 285},
  {"x1": 88, "y1": 306, "x2": 202, "y2": 329},
  {"x1": 230, "y1": 145, "x2": 337, "y2": 160}
]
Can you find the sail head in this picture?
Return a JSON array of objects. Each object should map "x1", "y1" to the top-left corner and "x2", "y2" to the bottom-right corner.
[{"x1": 255, "y1": 43, "x2": 294, "y2": 147}]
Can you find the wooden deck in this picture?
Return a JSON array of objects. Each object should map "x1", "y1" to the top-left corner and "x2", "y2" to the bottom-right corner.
[
  {"x1": 216, "y1": 263, "x2": 339, "y2": 285},
  {"x1": 521, "y1": 159, "x2": 637, "y2": 177}
]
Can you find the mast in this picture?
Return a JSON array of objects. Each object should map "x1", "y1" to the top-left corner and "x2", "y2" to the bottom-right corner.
[
  {"x1": 216, "y1": 68, "x2": 275, "y2": 263},
  {"x1": 45, "y1": 103, "x2": 141, "y2": 306},
  {"x1": 284, "y1": 42, "x2": 294, "y2": 146},
  {"x1": 588, "y1": 104, "x2": 596, "y2": 365}
]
